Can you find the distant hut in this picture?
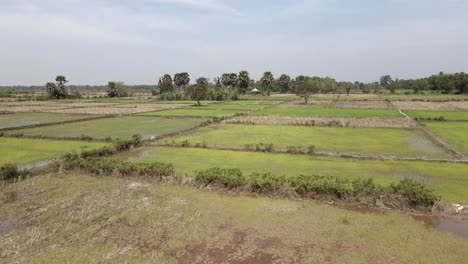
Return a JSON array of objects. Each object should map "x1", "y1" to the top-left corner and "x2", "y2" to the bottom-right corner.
[{"x1": 251, "y1": 88, "x2": 260, "y2": 94}]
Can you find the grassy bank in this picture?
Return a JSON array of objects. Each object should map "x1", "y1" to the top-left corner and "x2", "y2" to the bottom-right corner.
[{"x1": 1, "y1": 174, "x2": 466, "y2": 263}]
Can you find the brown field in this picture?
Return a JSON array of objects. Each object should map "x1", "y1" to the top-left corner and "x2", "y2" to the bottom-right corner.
[
  {"x1": 393, "y1": 101, "x2": 468, "y2": 110},
  {"x1": 282, "y1": 100, "x2": 391, "y2": 109},
  {"x1": 225, "y1": 115, "x2": 418, "y2": 128},
  {"x1": 0, "y1": 101, "x2": 187, "y2": 115}
]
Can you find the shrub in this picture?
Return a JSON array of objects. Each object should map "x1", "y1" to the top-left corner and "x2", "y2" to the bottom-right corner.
[
  {"x1": 352, "y1": 178, "x2": 383, "y2": 195},
  {"x1": 307, "y1": 145, "x2": 316, "y2": 155},
  {"x1": 288, "y1": 174, "x2": 353, "y2": 198},
  {"x1": 181, "y1": 140, "x2": 190, "y2": 147},
  {"x1": 195, "y1": 167, "x2": 245, "y2": 188},
  {"x1": 80, "y1": 134, "x2": 94, "y2": 141},
  {"x1": 255, "y1": 143, "x2": 275, "y2": 152},
  {"x1": 390, "y1": 178, "x2": 440, "y2": 207},
  {"x1": 249, "y1": 172, "x2": 287, "y2": 192},
  {"x1": 62, "y1": 157, "x2": 174, "y2": 179},
  {"x1": 0, "y1": 163, "x2": 20, "y2": 181}
]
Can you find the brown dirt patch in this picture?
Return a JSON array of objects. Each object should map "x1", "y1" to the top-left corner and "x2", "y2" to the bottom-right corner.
[
  {"x1": 393, "y1": 101, "x2": 468, "y2": 110},
  {"x1": 177, "y1": 230, "x2": 280, "y2": 264},
  {"x1": 0, "y1": 217, "x2": 17, "y2": 235},
  {"x1": 225, "y1": 116, "x2": 417, "y2": 128}
]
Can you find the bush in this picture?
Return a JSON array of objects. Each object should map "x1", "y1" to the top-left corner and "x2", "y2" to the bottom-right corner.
[
  {"x1": 195, "y1": 167, "x2": 245, "y2": 188},
  {"x1": 307, "y1": 145, "x2": 316, "y2": 155},
  {"x1": 255, "y1": 143, "x2": 275, "y2": 152},
  {"x1": 390, "y1": 178, "x2": 440, "y2": 207},
  {"x1": 0, "y1": 163, "x2": 20, "y2": 181},
  {"x1": 288, "y1": 174, "x2": 353, "y2": 198},
  {"x1": 62, "y1": 157, "x2": 175, "y2": 179},
  {"x1": 249, "y1": 172, "x2": 287, "y2": 192}
]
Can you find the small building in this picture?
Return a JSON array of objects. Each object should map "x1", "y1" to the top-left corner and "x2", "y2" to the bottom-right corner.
[{"x1": 251, "y1": 88, "x2": 260, "y2": 94}]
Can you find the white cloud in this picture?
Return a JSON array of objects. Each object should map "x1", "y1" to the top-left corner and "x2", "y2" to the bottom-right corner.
[{"x1": 150, "y1": 0, "x2": 243, "y2": 16}]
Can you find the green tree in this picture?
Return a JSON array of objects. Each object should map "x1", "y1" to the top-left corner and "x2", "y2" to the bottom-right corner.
[
  {"x1": 55, "y1": 75, "x2": 68, "y2": 98},
  {"x1": 237, "y1": 71, "x2": 250, "y2": 94},
  {"x1": 411, "y1": 79, "x2": 429, "y2": 94},
  {"x1": 293, "y1": 78, "x2": 319, "y2": 104},
  {"x1": 108, "y1": 82, "x2": 117, "y2": 97},
  {"x1": 260, "y1": 71, "x2": 274, "y2": 95},
  {"x1": 340, "y1": 82, "x2": 354, "y2": 96},
  {"x1": 188, "y1": 77, "x2": 209, "y2": 105},
  {"x1": 174, "y1": 72, "x2": 190, "y2": 91},
  {"x1": 379, "y1": 75, "x2": 393, "y2": 87},
  {"x1": 45, "y1": 82, "x2": 56, "y2": 97},
  {"x1": 277, "y1": 74, "x2": 291, "y2": 93},
  {"x1": 158, "y1": 74, "x2": 174, "y2": 93}
]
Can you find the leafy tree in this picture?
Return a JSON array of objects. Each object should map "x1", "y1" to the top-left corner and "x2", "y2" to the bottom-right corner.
[
  {"x1": 158, "y1": 74, "x2": 174, "y2": 94},
  {"x1": 45, "y1": 82, "x2": 56, "y2": 97},
  {"x1": 108, "y1": 81, "x2": 117, "y2": 97},
  {"x1": 379, "y1": 75, "x2": 393, "y2": 87},
  {"x1": 277, "y1": 74, "x2": 291, "y2": 93},
  {"x1": 453, "y1": 72, "x2": 468, "y2": 94},
  {"x1": 340, "y1": 82, "x2": 354, "y2": 96},
  {"x1": 187, "y1": 77, "x2": 209, "y2": 105},
  {"x1": 221, "y1": 73, "x2": 238, "y2": 89},
  {"x1": 45, "y1": 75, "x2": 68, "y2": 99},
  {"x1": 237, "y1": 71, "x2": 250, "y2": 94},
  {"x1": 260, "y1": 71, "x2": 274, "y2": 95},
  {"x1": 293, "y1": 78, "x2": 319, "y2": 104},
  {"x1": 174, "y1": 72, "x2": 190, "y2": 91},
  {"x1": 411, "y1": 79, "x2": 429, "y2": 94}
]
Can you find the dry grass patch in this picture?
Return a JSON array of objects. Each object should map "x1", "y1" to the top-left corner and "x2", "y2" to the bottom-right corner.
[
  {"x1": 225, "y1": 116, "x2": 418, "y2": 128},
  {"x1": 0, "y1": 174, "x2": 466, "y2": 263},
  {"x1": 393, "y1": 101, "x2": 468, "y2": 111}
]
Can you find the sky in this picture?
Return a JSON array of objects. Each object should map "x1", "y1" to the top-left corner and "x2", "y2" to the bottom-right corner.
[{"x1": 1, "y1": 0, "x2": 468, "y2": 85}]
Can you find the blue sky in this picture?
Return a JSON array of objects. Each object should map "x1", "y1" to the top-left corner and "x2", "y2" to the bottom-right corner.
[{"x1": 1, "y1": 0, "x2": 467, "y2": 85}]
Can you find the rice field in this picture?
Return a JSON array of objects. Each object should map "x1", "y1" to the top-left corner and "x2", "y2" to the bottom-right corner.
[
  {"x1": 0, "y1": 137, "x2": 109, "y2": 166},
  {"x1": 6, "y1": 116, "x2": 208, "y2": 140},
  {"x1": 0, "y1": 112, "x2": 93, "y2": 130},
  {"x1": 169, "y1": 124, "x2": 448, "y2": 158},
  {"x1": 423, "y1": 121, "x2": 468, "y2": 154}
]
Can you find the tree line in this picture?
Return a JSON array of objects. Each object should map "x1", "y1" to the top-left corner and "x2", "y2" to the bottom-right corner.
[{"x1": 7, "y1": 71, "x2": 465, "y2": 101}]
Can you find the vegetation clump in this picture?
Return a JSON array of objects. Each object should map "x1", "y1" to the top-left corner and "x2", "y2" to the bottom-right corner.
[
  {"x1": 193, "y1": 167, "x2": 440, "y2": 210},
  {"x1": 0, "y1": 163, "x2": 20, "y2": 181}
]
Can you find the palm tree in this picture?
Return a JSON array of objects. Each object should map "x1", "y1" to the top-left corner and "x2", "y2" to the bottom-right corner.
[{"x1": 379, "y1": 75, "x2": 393, "y2": 87}]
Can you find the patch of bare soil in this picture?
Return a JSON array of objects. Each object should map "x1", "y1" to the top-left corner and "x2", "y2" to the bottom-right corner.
[
  {"x1": 177, "y1": 230, "x2": 280, "y2": 264},
  {"x1": 309, "y1": 94, "x2": 379, "y2": 99},
  {"x1": 393, "y1": 101, "x2": 468, "y2": 110},
  {"x1": 280, "y1": 100, "x2": 333, "y2": 108},
  {"x1": 0, "y1": 105, "x2": 71, "y2": 113},
  {"x1": 0, "y1": 217, "x2": 17, "y2": 235},
  {"x1": 225, "y1": 116, "x2": 418, "y2": 128},
  {"x1": 332, "y1": 100, "x2": 391, "y2": 109}
]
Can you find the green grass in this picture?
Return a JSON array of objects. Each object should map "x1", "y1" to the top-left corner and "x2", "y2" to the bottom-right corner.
[
  {"x1": 140, "y1": 109, "x2": 246, "y2": 117},
  {"x1": 1, "y1": 174, "x2": 466, "y2": 263},
  {"x1": 423, "y1": 121, "x2": 468, "y2": 154},
  {"x1": 171, "y1": 124, "x2": 448, "y2": 158},
  {"x1": 0, "y1": 112, "x2": 93, "y2": 130},
  {"x1": 251, "y1": 107, "x2": 402, "y2": 118},
  {"x1": 7, "y1": 116, "x2": 207, "y2": 140},
  {"x1": 405, "y1": 110, "x2": 468, "y2": 121},
  {"x1": 114, "y1": 146, "x2": 468, "y2": 203},
  {"x1": 0, "y1": 137, "x2": 109, "y2": 166}
]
